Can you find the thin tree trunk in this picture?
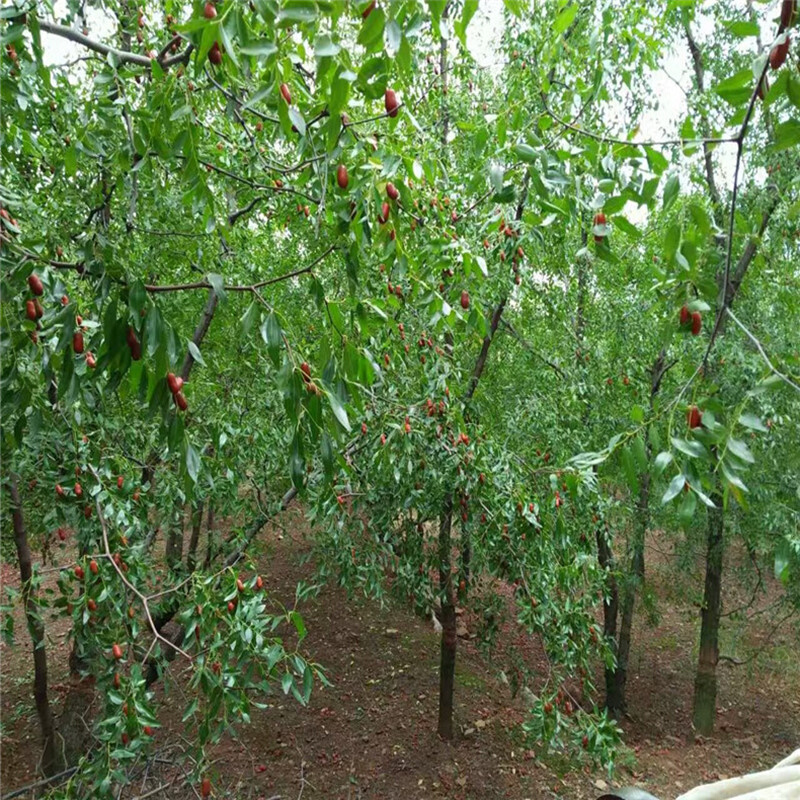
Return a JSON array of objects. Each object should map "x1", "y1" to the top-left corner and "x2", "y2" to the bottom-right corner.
[
  {"x1": 595, "y1": 524, "x2": 620, "y2": 711},
  {"x1": 186, "y1": 500, "x2": 205, "y2": 572},
  {"x1": 611, "y1": 472, "x2": 648, "y2": 716},
  {"x1": 204, "y1": 504, "x2": 215, "y2": 569},
  {"x1": 437, "y1": 494, "x2": 456, "y2": 740},
  {"x1": 693, "y1": 484, "x2": 724, "y2": 735},
  {"x1": 8, "y1": 478, "x2": 62, "y2": 776},
  {"x1": 165, "y1": 509, "x2": 185, "y2": 570}
]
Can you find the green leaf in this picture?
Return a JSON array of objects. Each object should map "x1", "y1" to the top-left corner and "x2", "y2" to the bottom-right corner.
[
  {"x1": 645, "y1": 146, "x2": 668, "y2": 175},
  {"x1": 240, "y1": 301, "x2": 259, "y2": 338},
  {"x1": 277, "y1": 1, "x2": 317, "y2": 25},
  {"x1": 240, "y1": 39, "x2": 278, "y2": 57},
  {"x1": 290, "y1": 610, "x2": 306, "y2": 640},
  {"x1": 288, "y1": 106, "x2": 306, "y2": 137},
  {"x1": 724, "y1": 20, "x2": 759, "y2": 37},
  {"x1": 773, "y1": 120, "x2": 800, "y2": 151},
  {"x1": 185, "y1": 442, "x2": 200, "y2": 483},
  {"x1": 714, "y1": 68, "x2": 756, "y2": 105},
  {"x1": 677, "y1": 490, "x2": 696, "y2": 527},
  {"x1": 787, "y1": 73, "x2": 800, "y2": 110},
  {"x1": 726, "y1": 437, "x2": 755, "y2": 464},
  {"x1": 187, "y1": 341, "x2": 206, "y2": 366},
  {"x1": 302, "y1": 664, "x2": 313, "y2": 703},
  {"x1": 326, "y1": 391, "x2": 351, "y2": 432},
  {"x1": 721, "y1": 459, "x2": 748, "y2": 492},
  {"x1": 670, "y1": 437, "x2": 707, "y2": 459},
  {"x1": 553, "y1": 2, "x2": 578, "y2": 33},
  {"x1": 314, "y1": 34, "x2": 339, "y2": 57},
  {"x1": 513, "y1": 143, "x2": 538, "y2": 163},
  {"x1": 662, "y1": 173, "x2": 679, "y2": 210},
  {"x1": 262, "y1": 312, "x2": 282, "y2": 366},
  {"x1": 662, "y1": 473, "x2": 685, "y2": 504},
  {"x1": 64, "y1": 145, "x2": 77, "y2": 176},
  {"x1": 358, "y1": 4, "x2": 385, "y2": 45},
  {"x1": 207, "y1": 273, "x2": 226, "y2": 300},
  {"x1": 385, "y1": 19, "x2": 401, "y2": 56},
  {"x1": 653, "y1": 451, "x2": 672, "y2": 475},
  {"x1": 738, "y1": 413, "x2": 767, "y2": 432}
]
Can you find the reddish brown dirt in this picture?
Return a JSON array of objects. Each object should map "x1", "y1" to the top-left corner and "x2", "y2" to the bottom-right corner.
[{"x1": 1, "y1": 509, "x2": 797, "y2": 799}]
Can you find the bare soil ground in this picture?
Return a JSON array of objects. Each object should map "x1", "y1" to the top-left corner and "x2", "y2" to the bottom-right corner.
[{"x1": 2, "y1": 507, "x2": 798, "y2": 799}]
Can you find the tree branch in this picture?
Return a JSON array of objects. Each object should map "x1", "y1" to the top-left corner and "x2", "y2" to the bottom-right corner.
[{"x1": 38, "y1": 19, "x2": 192, "y2": 69}]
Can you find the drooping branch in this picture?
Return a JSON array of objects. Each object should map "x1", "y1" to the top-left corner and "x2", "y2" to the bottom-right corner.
[
  {"x1": 147, "y1": 245, "x2": 337, "y2": 293},
  {"x1": 180, "y1": 289, "x2": 218, "y2": 381},
  {"x1": 38, "y1": 19, "x2": 193, "y2": 69},
  {"x1": 7, "y1": 478, "x2": 61, "y2": 777},
  {"x1": 500, "y1": 319, "x2": 566, "y2": 379},
  {"x1": 683, "y1": 22, "x2": 723, "y2": 211},
  {"x1": 539, "y1": 91, "x2": 737, "y2": 152}
]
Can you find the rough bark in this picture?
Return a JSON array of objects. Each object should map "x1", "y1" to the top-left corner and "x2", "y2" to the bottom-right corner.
[
  {"x1": 180, "y1": 288, "x2": 218, "y2": 381},
  {"x1": 204, "y1": 504, "x2": 216, "y2": 569},
  {"x1": 8, "y1": 478, "x2": 63, "y2": 776},
  {"x1": 607, "y1": 351, "x2": 666, "y2": 715},
  {"x1": 165, "y1": 509, "x2": 185, "y2": 571},
  {"x1": 595, "y1": 524, "x2": 620, "y2": 711},
  {"x1": 611, "y1": 471, "x2": 648, "y2": 716},
  {"x1": 437, "y1": 494, "x2": 456, "y2": 740},
  {"x1": 185, "y1": 500, "x2": 205, "y2": 572},
  {"x1": 693, "y1": 484, "x2": 725, "y2": 734}
]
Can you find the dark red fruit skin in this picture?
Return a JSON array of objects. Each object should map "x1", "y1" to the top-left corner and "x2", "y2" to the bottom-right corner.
[
  {"x1": 175, "y1": 392, "x2": 188, "y2": 411},
  {"x1": 112, "y1": 643, "x2": 123, "y2": 660},
  {"x1": 73, "y1": 331, "x2": 85, "y2": 354},
  {"x1": 28, "y1": 274, "x2": 44, "y2": 295},
  {"x1": 203, "y1": 1, "x2": 216, "y2": 19},
  {"x1": 780, "y1": 0, "x2": 797, "y2": 32},
  {"x1": 460, "y1": 290, "x2": 470, "y2": 310},
  {"x1": 593, "y1": 212, "x2": 607, "y2": 243},
  {"x1": 384, "y1": 88, "x2": 399, "y2": 118},
  {"x1": 386, "y1": 182, "x2": 399, "y2": 201},
  {"x1": 280, "y1": 82, "x2": 292, "y2": 105},
  {"x1": 687, "y1": 405, "x2": 703, "y2": 429},
  {"x1": 208, "y1": 41, "x2": 222, "y2": 65},
  {"x1": 26, "y1": 300, "x2": 37, "y2": 321},
  {"x1": 336, "y1": 164, "x2": 348, "y2": 190},
  {"x1": 769, "y1": 37, "x2": 790, "y2": 70},
  {"x1": 679, "y1": 305, "x2": 690, "y2": 325},
  {"x1": 381, "y1": 201, "x2": 390, "y2": 221},
  {"x1": 691, "y1": 311, "x2": 702, "y2": 336},
  {"x1": 362, "y1": 0, "x2": 376, "y2": 19}
]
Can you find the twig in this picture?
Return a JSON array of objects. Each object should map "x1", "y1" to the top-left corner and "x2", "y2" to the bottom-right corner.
[
  {"x1": 38, "y1": 19, "x2": 192, "y2": 69},
  {"x1": 0, "y1": 767, "x2": 78, "y2": 800},
  {"x1": 724, "y1": 307, "x2": 800, "y2": 395},
  {"x1": 91, "y1": 480, "x2": 193, "y2": 663},
  {"x1": 145, "y1": 245, "x2": 337, "y2": 293}
]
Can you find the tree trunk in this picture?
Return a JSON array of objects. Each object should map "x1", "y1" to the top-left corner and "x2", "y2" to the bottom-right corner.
[
  {"x1": 437, "y1": 493, "x2": 456, "y2": 740},
  {"x1": 595, "y1": 524, "x2": 620, "y2": 711},
  {"x1": 185, "y1": 500, "x2": 205, "y2": 572},
  {"x1": 204, "y1": 504, "x2": 215, "y2": 568},
  {"x1": 8, "y1": 478, "x2": 63, "y2": 776},
  {"x1": 693, "y1": 487, "x2": 724, "y2": 735},
  {"x1": 610, "y1": 451, "x2": 650, "y2": 716},
  {"x1": 165, "y1": 509, "x2": 185, "y2": 570}
]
